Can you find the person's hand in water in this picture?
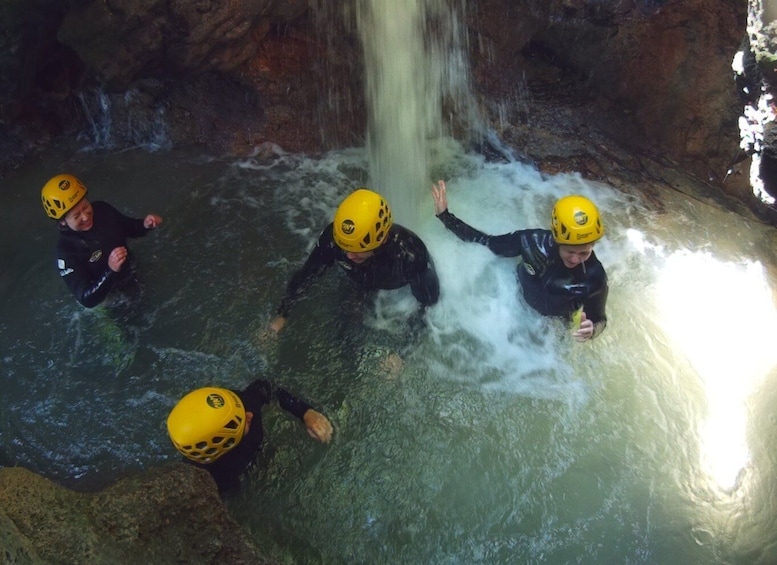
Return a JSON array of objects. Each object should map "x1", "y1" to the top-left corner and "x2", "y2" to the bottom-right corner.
[
  {"x1": 268, "y1": 316, "x2": 286, "y2": 333},
  {"x1": 381, "y1": 351, "x2": 404, "y2": 379},
  {"x1": 255, "y1": 315, "x2": 286, "y2": 348},
  {"x1": 303, "y1": 409, "x2": 333, "y2": 443},
  {"x1": 144, "y1": 214, "x2": 163, "y2": 229},
  {"x1": 571, "y1": 311, "x2": 595, "y2": 342},
  {"x1": 431, "y1": 180, "x2": 449, "y2": 216}
]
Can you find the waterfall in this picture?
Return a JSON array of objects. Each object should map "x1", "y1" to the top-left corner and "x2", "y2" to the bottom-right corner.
[
  {"x1": 356, "y1": 0, "x2": 477, "y2": 226},
  {"x1": 78, "y1": 88, "x2": 114, "y2": 150},
  {"x1": 77, "y1": 86, "x2": 171, "y2": 153},
  {"x1": 312, "y1": 0, "x2": 478, "y2": 227}
]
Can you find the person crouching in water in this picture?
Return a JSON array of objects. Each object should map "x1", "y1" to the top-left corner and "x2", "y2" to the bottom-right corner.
[
  {"x1": 167, "y1": 379, "x2": 333, "y2": 495},
  {"x1": 41, "y1": 173, "x2": 163, "y2": 308},
  {"x1": 269, "y1": 188, "x2": 440, "y2": 334},
  {"x1": 432, "y1": 180, "x2": 608, "y2": 342}
]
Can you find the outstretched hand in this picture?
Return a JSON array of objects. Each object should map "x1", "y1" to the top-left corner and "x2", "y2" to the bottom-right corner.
[
  {"x1": 303, "y1": 409, "x2": 333, "y2": 443},
  {"x1": 269, "y1": 316, "x2": 286, "y2": 334},
  {"x1": 381, "y1": 351, "x2": 404, "y2": 380},
  {"x1": 431, "y1": 180, "x2": 449, "y2": 216},
  {"x1": 254, "y1": 316, "x2": 285, "y2": 350},
  {"x1": 144, "y1": 214, "x2": 163, "y2": 229}
]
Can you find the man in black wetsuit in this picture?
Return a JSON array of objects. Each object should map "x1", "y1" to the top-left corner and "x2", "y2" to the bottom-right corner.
[
  {"x1": 269, "y1": 188, "x2": 440, "y2": 334},
  {"x1": 166, "y1": 379, "x2": 333, "y2": 495},
  {"x1": 432, "y1": 180, "x2": 608, "y2": 342},
  {"x1": 41, "y1": 174, "x2": 163, "y2": 308}
]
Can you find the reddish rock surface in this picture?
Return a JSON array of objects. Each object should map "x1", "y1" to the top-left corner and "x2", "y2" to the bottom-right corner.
[{"x1": 3, "y1": 0, "x2": 768, "y2": 220}]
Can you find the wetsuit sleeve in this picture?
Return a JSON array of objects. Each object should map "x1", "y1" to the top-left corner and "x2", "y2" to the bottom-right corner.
[
  {"x1": 106, "y1": 204, "x2": 151, "y2": 237},
  {"x1": 240, "y1": 379, "x2": 313, "y2": 421},
  {"x1": 240, "y1": 379, "x2": 274, "y2": 410},
  {"x1": 410, "y1": 260, "x2": 440, "y2": 308},
  {"x1": 72, "y1": 270, "x2": 116, "y2": 308},
  {"x1": 120, "y1": 214, "x2": 148, "y2": 238},
  {"x1": 436, "y1": 210, "x2": 525, "y2": 257},
  {"x1": 583, "y1": 276, "x2": 608, "y2": 327},
  {"x1": 275, "y1": 388, "x2": 314, "y2": 421},
  {"x1": 57, "y1": 248, "x2": 117, "y2": 308},
  {"x1": 98, "y1": 201, "x2": 150, "y2": 239},
  {"x1": 276, "y1": 226, "x2": 337, "y2": 317},
  {"x1": 403, "y1": 237, "x2": 440, "y2": 308}
]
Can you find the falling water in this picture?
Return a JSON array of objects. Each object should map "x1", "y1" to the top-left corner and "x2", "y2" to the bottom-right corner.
[{"x1": 353, "y1": 0, "x2": 476, "y2": 226}]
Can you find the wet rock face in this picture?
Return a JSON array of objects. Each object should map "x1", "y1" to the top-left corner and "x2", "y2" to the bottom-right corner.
[
  {"x1": 469, "y1": 0, "x2": 749, "y2": 194},
  {"x1": 56, "y1": 0, "x2": 310, "y2": 90},
  {"x1": 55, "y1": 0, "x2": 324, "y2": 155},
  {"x1": 0, "y1": 464, "x2": 275, "y2": 565},
  {"x1": 734, "y1": 0, "x2": 777, "y2": 207},
  {"x1": 0, "y1": 0, "x2": 773, "y2": 213}
]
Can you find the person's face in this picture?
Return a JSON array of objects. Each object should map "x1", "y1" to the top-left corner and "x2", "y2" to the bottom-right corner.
[
  {"x1": 558, "y1": 243, "x2": 594, "y2": 269},
  {"x1": 346, "y1": 250, "x2": 375, "y2": 264},
  {"x1": 62, "y1": 198, "x2": 93, "y2": 231},
  {"x1": 243, "y1": 411, "x2": 254, "y2": 435}
]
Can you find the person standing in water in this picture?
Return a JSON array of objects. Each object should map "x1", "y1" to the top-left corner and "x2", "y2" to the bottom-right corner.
[
  {"x1": 431, "y1": 180, "x2": 608, "y2": 342},
  {"x1": 167, "y1": 378, "x2": 333, "y2": 496},
  {"x1": 41, "y1": 173, "x2": 163, "y2": 308},
  {"x1": 269, "y1": 188, "x2": 440, "y2": 334}
]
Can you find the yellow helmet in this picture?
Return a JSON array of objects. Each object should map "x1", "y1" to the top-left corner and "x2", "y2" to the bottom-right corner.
[
  {"x1": 41, "y1": 174, "x2": 88, "y2": 219},
  {"x1": 333, "y1": 189, "x2": 393, "y2": 252},
  {"x1": 551, "y1": 195, "x2": 604, "y2": 244},
  {"x1": 166, "y1": 387, "x2": 246, "y2": 464}
]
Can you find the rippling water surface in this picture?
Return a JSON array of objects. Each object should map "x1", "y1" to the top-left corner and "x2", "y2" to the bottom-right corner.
[{"x1": 3, "y1": 139, "x2": 777, "y2": 563}]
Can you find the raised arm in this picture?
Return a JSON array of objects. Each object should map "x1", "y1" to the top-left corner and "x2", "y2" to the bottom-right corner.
[{"x1": 431, "y1": 180, "x2": 449, "y2": 215}]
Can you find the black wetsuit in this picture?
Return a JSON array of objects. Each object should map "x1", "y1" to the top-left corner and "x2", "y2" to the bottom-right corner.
[
  {"x1": 437, "y1": 210, "x2": 608, "y2": 326},
  {"x1": 276, "y1": 222, "x2": 440, "y2": 317},
  {"x1": 187, "y1": 379, "x2": 313, "y2": 496},
  {"x1": 56, "y1": 201, "x2": 151, "y2": 308}
]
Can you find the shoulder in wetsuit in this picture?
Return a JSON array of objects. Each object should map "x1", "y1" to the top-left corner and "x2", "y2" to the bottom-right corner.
[
  {"x1": 56, "y1": 201, "x2": 151, "y2": 308},
  {"x1": 436, "y1": 209, "x2": 608, "y2": 326},
  {"x1": 276, "y1": 222, "x2": 440, "y2": 318},
  {"x1": 186, "y1": 379, "x2": 313, "y2": 495}
]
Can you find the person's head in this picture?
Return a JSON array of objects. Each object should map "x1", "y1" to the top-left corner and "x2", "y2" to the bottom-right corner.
[
  {"x1": 551, "y1": 195, "x2": 603, "y2": 268},
  {"x1": 166, "y1": 387, "x2": 247, "y2": 464},
  {"x1": 333, "y1": 188, "x2": 393, "y2": 262},
  {"x1": 41, "y1": 174, "x2": 89, "y2": 228}
]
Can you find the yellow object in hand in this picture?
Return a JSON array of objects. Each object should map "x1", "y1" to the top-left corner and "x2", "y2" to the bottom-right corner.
[{"x1": 570, "y1": 306, "x2": 583, "y2": 330}]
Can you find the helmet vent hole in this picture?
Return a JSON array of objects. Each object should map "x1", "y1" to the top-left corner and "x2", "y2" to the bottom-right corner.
[
  {"x1": 224, "y1": 419, "x2": 240, "y2": 430},
  {"x1": 195, "y1": 441, "x2": 208, "y2": 449},
  {"x1": 212, "y1": 436, "x2": 225, "y2": 444}
]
